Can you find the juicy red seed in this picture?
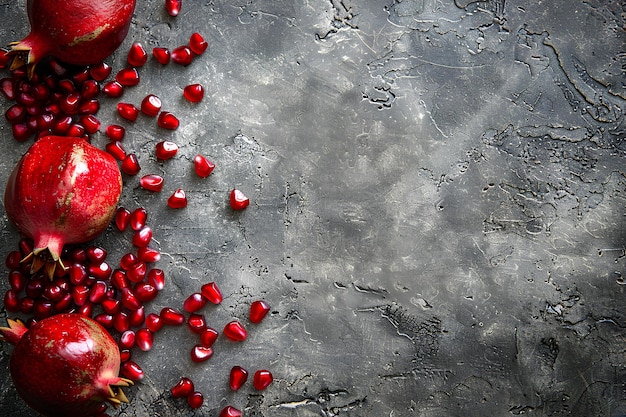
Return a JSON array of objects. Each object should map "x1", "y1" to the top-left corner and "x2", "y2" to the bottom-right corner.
[
  {"x1": 87, "y1": 246, "x2": 107, "y2": 264},
  {"x1": 34, "y1": 300, "x2": 54, "y2": 319},
  {"x1": 117, "y1": 102, "x2": 139, "y2": 121},
  {"x1": 140, "y1": 94, "x2": 162, "y2": 117},
  {"x1": 20, "y1": 298, "x2": 35, "y2": 314},
  {"x1": 189, "y1": 33, "x2": 208, "y2": 55},
  {"x1": 165, "y1": 0, "x2": 182, "y2": 16},
  {"x1": 0, "y1": 78, "x2": 15, "y2": 100},
  {"x1": 67, "y1": 123, "x2": 86, "y2": 137},
  {"x1": 129, "y1": 207, "x2": 148, "y2": 231},
  {"x1": 71, "y1": 285, "x2": 90, "y2": 306},
  {"x1": 43, "y1": 284, "x2": 64, "y2": 301},
  {"x1": 250, "y1": 300, "x2": 270, "y2": 324},
  {"x1": 171, "y1": 377, "x2": 194, "y2": 398},
  {"x1": 152, "y1": 47, "x2": 171, "y2": 64},
  {"x1": 155, "y1": 140, "x2": 178, "y2": 160},
  {"x1": 129, "y1": 306, "x2": 146, "y2": 327},
  {"x1": 89, "y1": 281, "x2": 109, "y2": 304},
  {"x1": 187, "y1": 391, "x2": 203, "y2": 409},
  {"x1": 121, "y1": 287, "x2": 143, "y2": 310},
  {"x1": 111, "y1": 269, "x2": 130, "y2": 290},
  {"x1": 120, "y1": 253, "x2": 138, "y2": 270},
  {"x1": 89, "y1": 62, "x2": 112, "y2": 81},
  {"x1": 101, "y1": 299, "x2": 122, "y2": 315},
  {"x1": 5, "y1": 104, "x2": 26, "y2": 123},
  {"x1": 4, "y1": 290, "x2": 20, "y2": 312},
  {"x1": 187, "y1": 314, "x2": 207, "y2": 334},
  {"x1": 126, "y1": 261, "x2": 147, "y2": 283},
  {"x1": 183, "y1": 293, "x2": 207, "y2": 313},
  {"x1": 69, "y1": 263, "x2": 88, "y2": 285},
  {"x1": 78, "y1": 98, "x2": 100, "y2": 115},
  {"x1": 94, "y1": 313, "x2": 114, "y2": 328},
  {"x1": 148, "y1": 269, "x2": 165, "y2": 290},
  {"x1": 77, "y1": 301, "x2": 94, "y2": 317},
  {"x1": 223, "y1": 321, "x2": 247, "y2": 342},
  {"x1": 73, "y1": 68, "x2": 90, "y2": 85},
  {"x1": 57, "y1": 78, "x2": 75, "y2": 93},
  {"x1": 137, "y1": 246, "x2": 161, "y2": 263},
  {"x1": 115, "y1": 207, "x2": 131, "y2": 231},
  {"x1": 200, "y1": 327, "x2": 219, "y2": 347},
  {"x1": 171, "y1": 46, "x2": 193, "y2": 66},
  {"x1": 183, "y1": 84, "x2": 204, "y2": 103},
  {"x1": 200, "y1": 282, "x2": 222, "y2": 304},
  {"x1": 140, "y1": 174, "x2": 164, "y2": 192},
  {"x1": 253, "y1": 370, "x2": 273, "y2": 390},
  {"x1": 11, "y1": 124, "x2": 31, "y2": 142},
  {"x1": 89, "y1": 262, "x2": 112, "y2": 280},
  {"x1": 229, "y1": 366, "x2": 249, "y2": 391},
  {"x1": 81, "y1": 80, "x2": 100, "y2": 99},
  {"x1": 133, "y1": 283, "x2": 157, "y2": 302},
  {"x1": 230, "y1": 189, "x2": 250, "y2": 210},
  {"x1": 120, "y1": 349, "x2": 132, "y2": 363},
  {"x1": 136, "y1": 328, "x2": 153, "y2": 351},
  {"x1": 106, "y1": 124, "x2": 126, "y2": 141},
  {"x1": 113, "y1": 312, "x2": 130, "y2": 333},
  {"x1": 52, "y1": 116, "x2": 73, "y2": 134},
  {"x1": 60, "y1": 92, "x2": 81, "y2": 114},
  {"x1": 102, "y1": 81, "x2": 124, "y2": 98},
  {"x1": 119, "y1": 330, "x2": 136, "y2": 350},
  {"x1": 219, "y1": 406, "x2": 242, "y2": 417},
  {"x1": 116, "y1": 67, "x2": 140, "y2": 86},
  {"x1": 193, "y1": 154, "x2": 215, "y2": 178},
  {"x1": 106, "y1": 141, "x2": 127, "y2": 161},
  {"x1": 121, "y1": 361, "x2": 144, "y2": 381},
  {"x1": 25, "y1": 277, "x2": 43, "y2": 298},
  {"x1": 80, "y1": 114, "x2": 101, "y2": 133},
  {"x1": 167, "y1": 189, "x2": 187, "y2": 209},
  {"x1": 132, "y1": 226, "x2": 153, "y2": 247},
  {"x1": 5, "y1": 250, "x2": 22, "y2": 270},
  {"x1": 121, "y1": 153, "x2": 141, "y2": 175},
  {"x1": 160, "y1": 307, "x2": 185, "y2": 325},
  {"x1": 17, "y1": 92, "x2": 36, "y2": 107},
  {"x1": 190, "y1": 345, "x2": 213, "y2": 362},
  {"x1": 157, "y1": 111, "x2": 180, "y2": 129},
  {"x1": 8, "y1": 271, "x2": 26, "y2": 292},
  {"x1": 37, "y1": 113, "x2": 55, "y2": 130},
  {"x1": 145, "y1": 313, "x2": 164, "y2": 333},
  {"x1": 54, "y1": 293, "x2": 73, "y2": 312},
  {"x1": 128, "y1": 42, "x2": 148, "y2": 67}
]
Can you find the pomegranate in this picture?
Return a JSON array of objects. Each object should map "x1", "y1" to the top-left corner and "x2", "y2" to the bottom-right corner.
[
  {"x1": 8, "y1": 0, "x2": 136, "y2": 74},
  {"x1": 4, "y1": 136, "x2": 123, "y2": 278},
  {"x1": 0, "y1": 314, "x2": 131, "y2": 417}
]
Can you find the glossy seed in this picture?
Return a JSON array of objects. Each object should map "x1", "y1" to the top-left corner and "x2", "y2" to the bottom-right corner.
[
  {"x1": 183, "y1": 84, "x2": 204, "y2": 103},
  {"x1": 199, "y1": 327, "x2": 219, "y2": 347},
  {"x1": 229, "y1": 366, "x2": 248, "y2": 391},
  {"x1": 117, "y1": 102, "x2": 139, "y2": 121},
  {"x1": 116, "y1": 67, "x2": 140, "y2": 86},
  {"x1": 167, "y1": 189, "x2": 187, "y2": 209},
  {"x1": 128, "y1": 42, "x2": 148, "y2": 67},
  {"x1": 140, "y1": 94, "x2": 162, "y2": 117},
  {"x1": 189, "y1": 33, "x2": 208, "y2": 55},
  {"x1": 183, "y1": 293, "x2": 207, "y2": 313},
  {"x1": 193, "y1": 154, "x2": 214, "y2": 178},
  {"x1": 219, "y1": 406, "x2": 242, "y2": 417},
  {"x1": 200, "y1": 282, "x2": 222, "y2": 304},
  {"x1": 187, "y1": 313, "x2": 207, "y2": 334},
  {"x1": 160, "y1": 307, "x2": 185, "y2": 325},
  {"x1": 121, "y1": 360, "x2": 144, "y2": 381},
  {"x1": 155, "y1": 140, "x2": 178, "y2": 160},
  {"x1": 223, "y1": 321, "x2": 247, "y2": 342},
  {"x1": 137, "y1": 246, "x2": 161, "y2": 263},
  {"x1": 145, "y1": 313, "x2": 164, "y2": 333},
  {"x1": 230, "y1": 189, "x2": 250, "y2": 210},
  {"x1": 121, "y1": 153, "x2": 141, "y2": 175},
  {"x1": 190, "y1": 345, "x2": 213, "y2": 362},
  {"x1": 129, "y1": 207, "x2": 148, "y2": 231},
  {"x1": 102, "y1": 80, "x2": 124, "y2": 98},
  {"x1": 105, "y1": 124, "x2": 125, "y2": 141},
  {"x1": 157, "y1": 111, "x2": 180, "y2": 130},
  {"x1": 250, "y1": 300, "x2": 271, "y2": 324},
  {"x1": 171, "y1": 377, "x2": 194, "y2": 398},
  {"x1": 152, "y1": 47, "x2": 171, "y2": 64},
  {"x1": 171, "y1": 45, "x2": 193, "y2": 66},
  {"x1": 165, "y1": 0, "x2": 182, "y2": 17},
  {"x1": 106, "y1": 141, "x2": 127, "y2": 161},
  {"x1": 136, "y1": 328, "x2": 154, "y2": 351},
  {"x1": 187, "y1": 391, "x2": 203, "y2": 409}
]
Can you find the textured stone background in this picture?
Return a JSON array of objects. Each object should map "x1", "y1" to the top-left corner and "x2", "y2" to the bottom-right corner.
[{"x1": 0, "y1": 0, "x2": 625, "y2": 416}]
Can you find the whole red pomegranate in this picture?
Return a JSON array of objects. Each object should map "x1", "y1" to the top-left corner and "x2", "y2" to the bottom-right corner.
[
  {"x1": 4, "y1": 136, "x2": 123, "y2": 278},
  {"x1": 9, "y1": 0, "x2": 136, "y2": 73},
  {"x1": 0, "y1": 314, "x2": 132, "y2": 417}
]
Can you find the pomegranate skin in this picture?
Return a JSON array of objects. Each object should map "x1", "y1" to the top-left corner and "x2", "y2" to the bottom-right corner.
[
  {"x1": 1, "y1": 314, "x2": 131, "y2": 417},
  {"x1": 4, "y1": 136, "x2": 122, "y2": 277},
  {"x1": 10, "y1": 0, "x2": 136, "y2": 71}
]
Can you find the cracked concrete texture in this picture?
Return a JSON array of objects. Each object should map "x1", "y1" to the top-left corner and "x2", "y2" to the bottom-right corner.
[{"x1": 0, "y1": 0, "x2": 625, "y2": 416}]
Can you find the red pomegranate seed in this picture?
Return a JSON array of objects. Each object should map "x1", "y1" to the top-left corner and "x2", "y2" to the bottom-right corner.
[
  {"x1": 230, "y1": 189, "x2": 250, "y2": 210},
  {"x1": 120, "y1": 253, "x2": 138, "y2": 270},
  {"x1": 193, "y1": 154, "x2": 214, "y2": 178},
  {"x1": 11, "y1": 124, "x2": 31, "y2": 142},
  {"x1": 81, "y1": 79, "x2": 100, "y2": 99},
  {"x1": 37, "y1": 113, "x2": 55, "y2": 131},
  {"x1": 34, "y1": 300, "x2": 55, "y2": 319},
  {"x1": 129, "y1": 207, "x2": 148, "y2": 231},
  {"x1": 115, "y1": 207, "x2": 131, "y2": 231},
  {"x1": 106, "y1": 141, "x2": 127, "y2": 161},
  {"x1": 200, "y1": 282, "x2": 222, "y2": 304},
  {"x1": 105, "y1": 124, "x2": 126, "y2": 141},
  {"x1": 132, "y1": 226, "x2": 153, "y2": 247},
  {"x1": 160, "y1": 307, "x2": 185, "y2": 325},
  {"x1": 126, "y1": 261, "x2": 147, "y2": 283},
  {"x1": 127, "y1": 42, "x2": 148, "y2": 67},
  {"x1": 87, "y1": 246, "x2": 107, "y2": 264},
  {"x1": 250, "y1": 300, "x2": 270, "y2": 324},
  {"x1": 56, "y1": 78, "x2": 75, "y2": 93},
  {"x1": 190, "y1": 345, "x2": 213, "y2": 362},
  {"x1": 5, "y1": 104, "x2": 26, "y2": 123},
  {"x1": 43, "y1": 283, "x2": 64, "y2": 301},
  {"x1": 121, "y1": 153, "x2": 141, "y2": 175},
  {"x1": 66, "y1": 123, "x2": 86, "y2": 137},
  {"x1": 4, "y1": 290, "x2": 20, "y2": 312},
  {"x1": 200, "y1": 327, "x2": 218, "y2": 347},
  {"x1": 219, "y1": 406, "x2": 242, "y2": 417},
  {"x1": 148, "y1": 269, "x2": 165, "y2": 290},
  {"x1": 129, "y1": 306, "x2": 146, "y2": 327},
  {"x1": 8, "y1": 271, "x2": 26, "y2": 292},
  {"x1": 223, "y1": 321, "x2": 247, "y2": 342},
  {"x1": 60, "y1": 92, "x2": 81, "y2": 114},
  {"x1": 120, "y1": 349, "x2": 132, "y2": 363},
  {"x1": 253, "y1": 370, "x2": 273, "y2": 390},
  {"x1": 89, "y1": 262, "x2": 112, "y2": 280},
  {"x1": 94, "y1": 313, "x2": 114, "y2": 328},
  {"x1": 170, "y1": 377, "x2": 194, "y2": 398},
  {"x1": 133, "y1": 282, "x2": 157, "y2": 302},
  {"x1": 102, "y1": 81, "x2": 124, "y2": 98},
  {"x1": 140, "y1": 174, "x2": 164, "y2": 192},
  {"x1": 157, "y1": 111, "x2": 179, "y2": 129},
  {"x1": 183, "y1": 84, "x2": 204, "y2": 103},
  {"x1": 116, "y1": 67, "x2": 140, "y2": 86},
  {"x1": 187, "y1": 313, "x2": 207, "y2": 334},
  {"x1": 88, "y1": 281, "x2": 108, "y2": 304},
  {"x1": 187, "y1": 391, "x2": 203, "y2": 409},
  {"x1": 80, "y1": 115, "x2": 101, "y2": 133},
  {"x1": 19, "y1": 239, "x2": 34, "y2": 258},
  {"x1": 137, "y1": 246, "x2": 161, "y2": 263},
  {"x1": 183, "y1": 293, "x2": 207, "y2": 313},
  {"x1": 111, "y1": 269, "x2": 130, "y2": 290},
  {"x1": 229, "y1": 366, "x2": 248, "y2": 391},
  {"x1": 113, "y1": 312, "x2": 130, "y2": 333},
  {"x1": 136, "y1": 328, "x2": 154, "y2": 351},
  {"x1": 5, "y1": 250, "x2": 22, "y2": 270},
  {"x1": 52, "y1": 116, "x2": 72, "y2": 134},
  {"x1": 189, "y1": 33, "x2": 208, "y2": 55},
  {"x1": 71, "y1": 285, "x2": 90, "y2": 306},
  {"x1": 1, "y1": 78, "x2": 15, "y2": 100},
  {"x1": 167, "y1": 189, "x2": 187, "y2": 209},
  {"x1": 121, "y1": 287, "x2": 143, "y2": 311},
  {"x1": 119, "y1": 330, "x2": 136, "y2": 350},
  {"x1": 145, "y1": 313, "x2": 164, "y2": 333},
  {"x1": 155, "y1": 140, "x2": 178, "y2": 160},
  {"x1": 165, "y1": 0, "x2": 182, "y2": 16},
  {"x1": 152, "y1": 47, "x2": 171, "y2": 64},
  {"x1": 140, "y1": 94, "x2": 162, "y2": 117},
  {"x1": 76, "y1": 301, "x2": 94, "y2": 318},
  {"x1": 78, "y1": 98, "x2": 100, "y2": 115},
  {"x1": 101, "y1": 299, "x2": 122, "y2": 315},
  {"x1": 121, "y1": 361, "x2": 144, "y2": 381},
  {"x1": 117, "y1": 102, "x2": 139, "y2": 121},
  {"x1": 89, "y1": 62, "x2": 112, "y2": 81},
  {"x1": 171, "y1": 46, "x2": 193, "y2": 66}
]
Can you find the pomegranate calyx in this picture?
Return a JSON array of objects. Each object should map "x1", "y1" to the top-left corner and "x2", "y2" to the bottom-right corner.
[
  {"x1": 0, "y1": 318, "x2": 28, "y2": 345},
  {"x1": 21, "y1": 247, "x2": 65, "y2": 280},
  {"x1": 106, "y1": 378, "x2": 133, "y2": 407}
]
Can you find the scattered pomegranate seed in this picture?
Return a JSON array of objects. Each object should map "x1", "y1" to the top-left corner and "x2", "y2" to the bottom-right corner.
[
  {"x1": 183, "y1": 293, "x2": 207, "y2": 313},
  {"x1": 101, "y1": 299, "x2": 121, "y2": 315},
  {"x1": 121, "y1": 251, "x2": 140, "y2": 270},
  {"x1": 116, "y1": 67, "x2": 140, "y2": 86},
  {"x1": 167, "y1": 189, "x2": 188, "y2": 209},
  {"x1": 219, "y1": 406, "x2": 242, "y2": 417},
  {"x1": 223, "y1": 320, "x2": 247, "y2": 342},
  {"x1": 145, "y1": 313, "x2": 164, "y2": 333},
  {"x1": 87, "y1": 246, "x2": 107, "y2": 264},
  {"x1": 183, "y1": 84, "x2": 204, "y2": 103},
  {"x1": 199, "y1": 327, "x2": 219, "y2": 347},
  {"x1": 94, "y1": 313, "x2": 114, "y2": 328},
  {"x1": 102, "y1": 81, "x2": 124, "y2": 98},
  {"x1": 171, "y1": 46, "x2": 193, "y2": 66},
  {"x1": 229, "y1": 366, "x2": 248, "y2": 391},
  {"x1": 187, "y1": 313, "x2": 207, "y2": 334},
  {"x1": 135, "y1": 328, "x2": 154, "y2": 351},
  {"x1": 89, "y1": 62, "x2": 112, "y2": 81},
  {"x1": 115, "y1": 207, "x2": 131, "y2": 232},
  {"x1": 190, "y1": 345, "x2": 213, "y2": 362},
  {"x1": 200, "y1": 282, "x2": 222, "y2": 304},
  {"x1": 157, "y1": 111, "x2": 180, "y2": 129},
  {"x1": 230, "y1": 189, "x2": 250, "y2": 210},
  {"x1": 120, "y1": 349, "x2": 132, "y2": 363},
  {"x1": 121, "y1": 153, "x2": 141, "y2": 176},
  {"x1": 249, "y1": 300, "x2": 270, "y2": 324},
  {"x1": 165, "y1": 0, "x2": 182, "y2": 17},
  {"x1": 171, "y1": 377, "x2": 194, "y2": 398},
  {"x1": 129, "y1": 207, "x2": 148, "y2": 231},
  {"x1": 193, "y1": 154, "x2": 215, "y2": 178},
  {"x1": 155, "y1": 140, "x2": 178, "y2": 160},
  {"x1": 187, "y1": 391, "x2": 203, "y2": 409},
  {"x1": 105, "y1": 124, "x2": 125, "y2": 141},
  {"x1": 253, "y1": 370, "x2": 273, "y2": 390},
  {"x1": 121, "y1": 287, "x2": 142, "y2": 310},
  {"x1": 80, "y1": 115, "x2": 101, "y2": 133},
  {"x1": 140, "y1": 94, "x2": 162, "y2": 117},
  {"x1": 189, "y1": 33, "x2": 208, "y2": 55},
  {"x1": 117, "y1": 102, "x2": 139, "y2": 121},
  {"x1": 160, "y1": 307, "x2": 185, "y2": 325},
  {"x1": 106, "y1": 141, "x2": 127, "y2": 161},
  {"x1": 148, "y1": 269, "x2": 165, "y2": 290},
  {"x1": 128, "y1": 42, "x2": 148, "y2": 67},
  {"x1": 121, "y1": 360, "x2": 144, "y2": 381},
  {"x1": 137, "y1": 246, "x2": 161, "y2": 263},
  {"x1": 113, "y1": 312, "x2": 130, "y2": 333},
  {"x1": 126, "y1": 261, "x2": 147, "y2": 283},
  {"x1": 134, "y1": 283, "x2": 158, "y2": 302},
  {"x1": 119, "y1": 330, "x2": 136, "y2": 350}
]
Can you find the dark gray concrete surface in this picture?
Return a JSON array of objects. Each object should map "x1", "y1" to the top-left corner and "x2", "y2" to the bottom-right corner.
[{"x1": 0, "y1": 0, "x2": 625, "y2": 416}]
